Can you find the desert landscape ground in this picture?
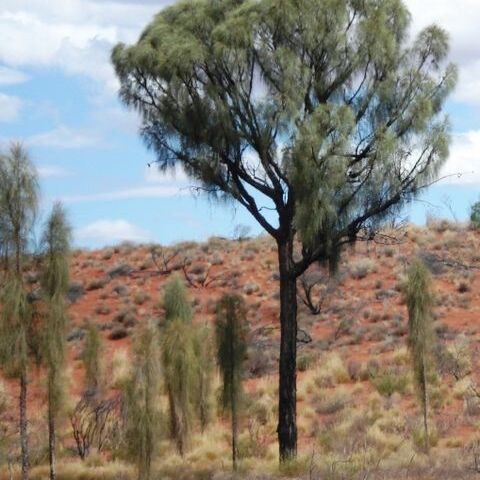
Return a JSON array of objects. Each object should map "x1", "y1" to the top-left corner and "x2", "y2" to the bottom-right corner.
[{"x1": 1, "y1": 219, "x2": 480, "y2": 479}]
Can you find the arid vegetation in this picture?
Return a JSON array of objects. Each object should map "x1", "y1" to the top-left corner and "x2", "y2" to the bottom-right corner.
[
  {"x1": 1, "y1": 0, "x2": 476, "y2": 478},
  {"x1": 1, "y1": 202, "x2": 480, "y2": 478}
]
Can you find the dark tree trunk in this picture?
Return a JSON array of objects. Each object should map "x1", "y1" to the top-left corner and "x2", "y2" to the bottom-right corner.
[
  {"x1": 20, "y1": 370, "x2": 29, "y2": 480},
  {"x1": 231, "y1": 395, "x2": 238, "y2": 471},
  {"x1": 421, "y1": 357, "x2": 429, "y2": 454},
  {"x1": 277, "y1": 239, "x2": 298, "y2": 462},
  {"x1": 48, "y1": 398, "x2": 56, "y2": 480}
]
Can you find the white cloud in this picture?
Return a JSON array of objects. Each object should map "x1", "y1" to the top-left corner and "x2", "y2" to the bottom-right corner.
[
  {"x1": 76, "y1": 219, "x2": 150, "y2": 243},
  {"x1": 62, "y1": 185, "x2": 186, "y2": 203},
  {"x1": 0, "y1": 92, "x2": 22, "y2": 122},
  {"x1": 27, "y1": 126, "x2": 101, "y2": 149},
  {"x1": 0, "y1": 1, "x2": 165, "y2": 93},
  {"x1": 37, "y1": 165, "x2": 72, "y2": 178},
  {"x1": 0, "y1": 66, "x2": 29, "y2": 85},
  {"x1": 404, "y1": 0, "x2": 480, "y2": 105},
  {"x1": 144, "y1": 165, "x2": 189, "y2": 184},
  {"x1": 440, "y1": 130, "x2": 480, "y2": 185}
]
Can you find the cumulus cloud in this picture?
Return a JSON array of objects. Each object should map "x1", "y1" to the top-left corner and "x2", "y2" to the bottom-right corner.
[
  {"x1": 27, "y1": 126, "x2": 102, "y2": 149},
  {"x1": 76, "y1": 219, "x2": 151, "y2": 243},
  {"x1": 0, "y1": 1, "x2": 164, "y2": 93},
  {"x1": 0, "y1": 93, "x2": 22, "y2": 122},
  {"x1": 405, "y1": 0, "x2": 480, "y2": 105},
  {"x1": 0, "y1": 66, "x2": 29, "y2": 85},
  {"x1": 440, "y1": 130, "x2": 480, "y2": 185}
]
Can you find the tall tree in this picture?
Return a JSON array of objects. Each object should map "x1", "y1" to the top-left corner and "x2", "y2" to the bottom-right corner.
[
  {"x1": 112, "y1": 0, "x2": 456, "y2": 459},
  {"x1": 215, "y1": 294, "x2": 248, "y2": 471},
  {"x1": 123, "y1": 322, "x2": 161, "y2": 480},
  {"x1": 0, "y1": 143, "x2": 39, "y2": 479},
  {"x1": 159, "y1": 276, "x2": 196, "y2": 456},
  {"x1": 406, "y1": 258, "x2": 436, "y2": 453},
  {"x1": 40, "y1": 202, "x2": 71, "y2": 480}
]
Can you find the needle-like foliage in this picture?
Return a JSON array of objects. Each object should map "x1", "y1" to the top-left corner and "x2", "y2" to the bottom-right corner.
[
  {"x1": 215, "y1": 293, "x2": 248, "y2": 471},
  {"x1": 123, "y1": 322, "x2": 161, "y2": 480},
  {"x1": 406, "y1": 258, "x2": 436, "y2": 453},
  {"x1": 40, "y1": 202, "x2": 71, "y2": 480},
  {"x1": 163, "y1": 275, "x2": 192, "y2": 324},
  {"x1": 112, "y1": 0, "x2": 457, "y2": 460},
  {"x1": 193, "y1": 323, "x2": 215, "y2": 432},
  {"x1": 0, "y1": 143, "x2": 38, "y2": 480},
  {"x1": 82, "y1": 322, "x2": 104, "y2": 392},
  {"x1": 160, "y1": 276, "x2": 196, "y2": 456}
]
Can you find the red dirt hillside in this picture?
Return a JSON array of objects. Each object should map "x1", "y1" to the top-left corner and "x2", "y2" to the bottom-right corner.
[{"x1": 2, "y1": 220, "x2": 480, "y2": 478}]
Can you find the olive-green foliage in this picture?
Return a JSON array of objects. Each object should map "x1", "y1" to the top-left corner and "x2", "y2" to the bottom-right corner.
[
  {"x1": 0, "y1": 274, "x2": 31, "y2": 377},
  {"x1": 406, "y1": 258, "x2": 436, "y2": 451},
  {"x1": 41, "y1": 202, "x2": 71, "y2": 413},
  {"x1": 160, "y1": 318, "x2": 197, "y2": 456},
  {"x1": 0, "y1": 142, "x2": 39, "y2": 274},
  {"x1": 0, "y1": 142, "x2": 39, "y2": 479},
  {"x1": 82, "y1": 323, "x2": 103, "y2": 391},
  {"x1": 215, "y1": 293, "x2": 248, "y2": 470},
  {"x1": 160, "y1": 277, "x2": 197, "y2": 455},
  {"x1": 470, "y1": 200, "x2": 480, "y2": 229},
  {"x1": 0, "y1": 143, "x2": 39, "y2": 374},
  {"x1": 193, "y1": 323, "x2": 215, "y2": 432},
  {"x1": 216, "y1": 294, "x2": 248, "y2": 412},
  {"x1": 123, "y1": 322, "x2": 161, "y2": 480},
  {"x1": 162, "y1": 275, "x2": 192, "y2": 324},
  {"x1": 113, "y1": 0, "x2": 456, "y2": 259}
]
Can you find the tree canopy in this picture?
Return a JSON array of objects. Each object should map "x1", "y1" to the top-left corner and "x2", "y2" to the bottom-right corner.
[
  {"x1": 112, "y1": 0, "x2": 456, "y2": 266},
  {"x1": 112, "y1": 0, "x2": 456, "y2": 460}
]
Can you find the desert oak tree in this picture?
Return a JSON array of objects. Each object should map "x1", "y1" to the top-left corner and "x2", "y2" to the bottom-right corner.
[
  {"x1": 406, "y1": 258, "x2": 436, "y2": 453},
  {"x1": 40, "y1": 202, "x2": 71, "y2": 480},
  {"x1": 112, "y1": 0, "x2": 456, "y2": 459},
  {"x1": 0, "y1": 143, "x2": 39, "y2": 479}
]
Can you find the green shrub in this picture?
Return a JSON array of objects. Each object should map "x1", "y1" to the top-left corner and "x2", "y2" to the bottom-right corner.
[
  {"x1": 297, "y1": 352, "x2": 316, "y2": 372},
  {"x1": 372, "y1": 370, "x2": 408, "y2": 397},
  {"x1": 470, "y1": 200, "x2": 480, "y2": 229}
]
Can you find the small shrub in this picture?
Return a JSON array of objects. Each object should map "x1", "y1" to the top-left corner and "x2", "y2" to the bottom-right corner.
[
  {"x1": 350, "y1": 258, "x2": 376, "y2": 279},
  {"x1": 86, "y1": 277, "x2": 109, "y2": 291},
  {"x1": 372, "y1": 370, "x2": 408, "y2": 397},
  {"x1": 108, "y1": 326, "x2": 128, "y2": 341},
  {"x1": 312, "y1": 387, "x2": 350, "y2": 415},
  {"x1": 95, "y1": 304, "x2": 111, "y2": 315},
  {"x1": 413, "y1": 426, "x2": 439, "y2": 450},
  {"x1": 315, "y1": 353, "x2": 350, "y2": 387},
  {"x1": 297, "y1": 352, "x2": 316, "y2": 372},
  {"x1": 133, "y1": 291, "x2": 150, "y2": 305},
  {"x1": 470, "y1": 200, "x2": 480, "y2": 229},
  {"x1": 243, "y1": 282, "x2": 260, "y2": 295}
]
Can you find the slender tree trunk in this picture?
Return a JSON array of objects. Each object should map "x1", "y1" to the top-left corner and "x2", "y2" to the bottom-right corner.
[
  {"x1": 48, "y1": 398, "x2": 56, "y2": 480},
  {"x1": 277, "y1": 239, "x2": 298, "y2": 462},
  {"x1": 168, "y1": 389, "x2": 184, "y2": 457},
  {"x1": 20, "y1": 370, "x2": 29, "y2": 480},
  {"x1": 231, "y1": 396, "x2": 237, "y2": 471},
  {"x1": 421, "y1": 357, "x2": 429, "y2": 454}
]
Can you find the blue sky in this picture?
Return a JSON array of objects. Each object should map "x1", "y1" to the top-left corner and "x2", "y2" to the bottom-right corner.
[{"x1": 0, "y1": 0, "x2": 479, "y2": 248}]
